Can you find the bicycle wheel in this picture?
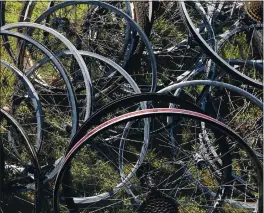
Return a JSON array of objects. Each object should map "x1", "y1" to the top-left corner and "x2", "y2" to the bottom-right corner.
[
  {"x1": 160, "y1": 81, "x2": 263, "y2": 209},
  {"x1": 183, "y1": 1, "x2": 261, "y2": 73},
  {"x1": 63, "y1": 93, "x2": 206, "y2": 211},
  {"x1": 159, "y1": 80, "x2": 263, "y2": 157},
  {"x1": 1, "y1": 22, "x2": 92, "y2": 120},
  {"x1": 0, "y1": 31, "x2": 79, "y2": 176},
  {"x1": 32, "y1": 1, "x2": 157, "y2": 92},
  {"x1": 54, "y1": 108, "x2": 262, "y2": 212},
  {"x1": 178, "y1": 1, "x2": 263, "y2": 88},
  {"x1": 0, "y1": 108, "x2": 41, "y2": 213},
  {"x1": 24, "y1": 50, "x2": 142, "y2": 122},
  {"x1": 0, "y1": 60, "x2": 44, "y2": 152}
]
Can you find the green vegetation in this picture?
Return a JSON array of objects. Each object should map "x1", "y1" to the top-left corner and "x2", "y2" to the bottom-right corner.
[{"x1": 1, "y1": 2, "x2": 261, "y2": 213}]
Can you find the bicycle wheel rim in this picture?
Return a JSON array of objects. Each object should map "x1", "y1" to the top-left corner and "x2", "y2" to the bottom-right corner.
[
  {"x1": 0, "y1": 108, "x2": 41, "y2": 213},
  {"x1": 178, "y1": 1, "x2": 263, "y2": 89},
  {"x1": 0, "y1": 60, "x2": 44, "y2": 153},
  {"x1": 0, "y1": 29, "x2": 78, "y2": 143},
  {"x1": 54, "y1": 108, "x2": 262, "y2": 213},
  {"x1": 32, "y1": 1, "x2": 157, "y2": 92}
]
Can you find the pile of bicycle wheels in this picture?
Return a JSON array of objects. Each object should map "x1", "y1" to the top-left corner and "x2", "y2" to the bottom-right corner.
[{"x1": 0, "y1": 1, "x2": 263, "y2": 213}]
